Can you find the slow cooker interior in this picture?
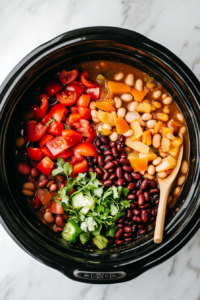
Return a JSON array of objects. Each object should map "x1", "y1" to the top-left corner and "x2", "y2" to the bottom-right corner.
[{"x1": 2, "y1": 39, "x2": 197, "y2": 260}]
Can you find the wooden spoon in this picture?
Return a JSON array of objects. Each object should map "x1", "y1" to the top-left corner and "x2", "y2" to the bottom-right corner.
[{"x1": 154, "y1": 145, "x2": 183, "y2": 244}]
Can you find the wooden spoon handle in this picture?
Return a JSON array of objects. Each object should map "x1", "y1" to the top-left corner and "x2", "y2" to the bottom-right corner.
[{"x1": 154, "y1": 188, "x2": 169, "y2": 244}]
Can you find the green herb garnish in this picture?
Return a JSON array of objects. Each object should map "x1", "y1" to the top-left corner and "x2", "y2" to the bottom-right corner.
[{"x1": 64, "y1": 124, "x2": 71, "y2": 130}]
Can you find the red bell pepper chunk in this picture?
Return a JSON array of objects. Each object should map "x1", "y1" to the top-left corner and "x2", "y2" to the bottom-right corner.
[
  {"x1": 47, "y1": 121, "x2": 63, "y2": 136},
  {"x1": 39, "y1": 134, "x2": 53, "y2": 148},
  {"x1": 70, "y1": 107, "x2": 79, "y2": 114},
  {"x1": 76, "y1": 94, "x2": 90, "y2": 107},
  {"x1": 46, "y1": 136, "x2": 69, "y2": 156},
  {"x1": 25, "y1": 121, "x2": 47, "y2": 142},
  {"x1": 40, "y1": 146, "x2": 57, "y2": 160},
  {"x1": 27, "y1": 147, "x2": 43, "y2": 161},
  {"x1": 56, "y1": 148, "x2": 73, "y2": 160},
  {"x1": 85, "y1": 131, "x2": 97, "y2": 143},
  {"x1": 41, "y1": 113, "x2": 52, "y2": 126},
  {"x1": 49, "y1": 200, "x2": 64, "y2": 214},
  {"x1": 70, "y1": 106, "x2": 91, "y2": 120},
  {"x1": 49, "y1": 103, "x2": 67, "y2": 122},
  {"x1": 73, "y1": 142, "x2": 98, "y2": 157},
  {"x1": 69, "y1": 114, "x2": 81, "y2": 123},
  {"x1": 72, "y1": 158, "x2": 87, "y2": 174},
  {"x1": 62, "y1": 129, "x2": 83, "y2": 147},
  {"x1": 36, "y1": 157, "x2": 54, "y2": 176},
  {"x1": 31, "y1": 94, "x2": 48, "y2": 119},
  {"x1": 85, "y1": 87, "x2": 100, "y2": 100}
]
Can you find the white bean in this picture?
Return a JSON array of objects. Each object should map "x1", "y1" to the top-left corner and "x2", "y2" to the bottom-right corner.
[
  {"x1": 163, "y1": 96, "x2": 172, "y2": 105},
  {"x1": 121, "y1": 93, "x2": 133, "y2": 102},
  {"x1": 135, "y1": 79, "x2": 143, "y2": 91},
  {"x1": 173, "y1": 187, "x2": 181, "y2": 197},
  {"x1": 177, "y1": 113, "x2": 184, "y2": 123},
  {"x1": 128, "y1": 101, "x2": 138, "y2": 112},
  {"x1": 157, "y1": 171, "x2": 167, "y2": 179},
  {"x1": 148, "y1": 165, "x2": 155, "y2": 175},
  {"x1": 109, "y1": 132, "x2": 118, "y2": 142},
  {"x1": 181, "y1": 161, "x2": 188, "y2": 174},
  {"x1": 153, "y1": 156, "x2": 162, "y2": 166},
  {"x1": 125, "y1": 74, "x2": 134, "y2": 86},
  {"x1": 162, "y1": 94, "x2": 167, "y2": 100},
  {"x1": 179, "y1": 126, "x2": 186, "y2": 135},
  {"x1": 123, "y1": 129, "x2": 134, "y2": 137},
  {"x1": 146, "y1": 119, "x2": 157, "y2": 129},
  {"x1": 152, "y1": 134, "x2": 161, "y2": 148},
  {"x1": 140, "y1": 171, "x2": 145, "y2": 175},
  {"x1": 44, "y1": 212, "x2": 54, "y2": 223},
  {"x1": 114, "y1": 97, "x2": 122, "y2": 108},
  {"x1": 97, "y1": 124, "x2": 103, "y2": 132},
  {"x1": 89, "y1": 101, "x2": 96, "y2": 110},
  {"x1": 138, "y1": 117, "x2": 146, "y2": 127},
  {"x1": 125, "y1": 111, "x2": 140, "y2": 123},
  {"x1": 159, "y1": 151, "x2": 168, "y2": 158},
  {"x1": 91, "y1": 110, "x2": 98, "y2": 118},
  {"x1": 103, "y1": 124, "x2": 112, "y2": 131},
  {"x1": 144, "y1": 173, "x2": 155, "y2": 180},
  {"x1": 177, "y1": 175, "x2": 186, "y2": 186},
  {"x1": 117, "y1": 107, "x2": 126, "y2": 118},
  {"x1": 143, "y1": 99, "x2": 151, "y2": 104},
  {"x1": 92, "y1": 116, "x2": 100, "y2": 123},
  {"x1": 114, "y1": 72, "x2": 124, "y2": 81},
  {"x1": 142, "y1": 113, "x2": 152, "y2": 121},
  {"x1": 153, "y1": 90, "x2": 162, "y2": 99}
]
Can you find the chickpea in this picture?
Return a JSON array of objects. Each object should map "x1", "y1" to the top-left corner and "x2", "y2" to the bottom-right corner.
[
  {"x1": 157, "y1": 171, "x2": 167, "y2": 179},
  {"x1": 123, "y1": 129, "x2": 133, "y2": 137},
  {"x1": 179, "y1": 126, "x2": 186, "y2": 135},
  {"x1": 153, "y1": 90, "x2": 162, "y2": 99},
  {"x1": 109, "y1": 132, "x2": 118, "y2": 142},
  {"x1": 125, "y1": 74, "x2": 134, "y2": 86},
  {"x1": 121, "y1": 93, "x2": 133, "y2": 102},
  {"x1": 114, "y1": 72, "x2": 124, "y2": 81},
  {"x1": 146, "y1": 120, "x2": 157, "y2": 129},
  {"x1": 177, "y1": 113, "x2": 184, "y2": 123},
  {"x1": 15, "y1": 136, "x2": 26, "y2": 148},
  {"x1": 142, "y1": 113, "x2": 152, "y2": 121},
  {"x1": 173, "y1": 187, "x2": 181, "y2": 197},
  {"x1": 44, "y1": 212, "x2": 54, "y2": 223},
  {"x1": 125, "y1": 111, "x2": 140, "y2": 123},
  {"x1": 177, "y1": 175, "x2": 186, "y2": 186},
  {"x1": 89, "y1": 101, "x2": 96, "y2": 110},
  {"x1": 163, "y1": 96, "x2": 172, "y2": 105},
  {"x1": 103, "y1": 124, "x2": 112, "y2": 131},
  {"x1": 127, "y1": 101, "x2": 138, "y2": 112},
  {"x1": 114, "y1": 97, "x2": 122, "y2": 108},
  {"x1": 135, "y1": 79, "x2": 143, "y2": 91},
  {"x1": 153, "y1": 156, "x2": 162, "y2": 166},
  {"x1": 148, "y1": 165, "x2": 155, "y2": 175},
  {"x1": 117, "y1": 107, "x2": 126, "y2": 118},
  {"x1": 91, "y1": 110, "x2": 98, "y2": 118},
  {"x1": 181, "y1": 161, "x2": 188, "y2": 174}
]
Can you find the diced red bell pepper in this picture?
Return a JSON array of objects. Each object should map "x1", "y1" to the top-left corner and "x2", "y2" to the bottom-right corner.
[
  {"x1": 36, "y1": 157, "x2": 54, "y2": 176},
  {"x1": 49, "y1": 200, "x2": 64, "y2": 214},
  {"x1": 40, "y1": 146, "x2": 57, "y2": 160},
  {"x1": 66, "y1": 82, "x2": 85, "y2": 98},
  {"x1": 56, "y1": 148, "x2": 73, "y2": 160},
  {"x1": 69, "y1": 114, "x2": 81, "y2": 123},
  {"x1": 70, "y1": 106, "x2": 91, "y2": 120},
  {"x1": 70, "y1": 152, "x2": 84, "y2": 164},
  {"x1": 70, "y1": 107, "x2": 79, "y2": 114},
  {"x1": 80, "y1": 71, "x2": 97, "y2": 88},
  {"x1": 62, "y1": 129, "x2": 83, "y2": 147},
  {"x1": 49, "y1": 103, "x2": 67, "y2": 122},
  {"x1": 39, "y1": 134, "x2": 53, "y2": 148},
  {"x1": 85, "y1": 131, "x2": 97, "y2": 143},
  {"x1": 31, "y1": 94, "x2": 48, "y2": 119},
  {"x1": 72, "y1": 158, "x2": 87, "y2": 174},
  {"x1": 41, "y1": 113, "x2": 52, "y2": 126},
  {"x1": 73, "y1": 142, "x2": 98, "y2": 157},
  {"x1": 25, "y1": 121, "x2": 47, "y2": 142},
  {"x1": 47, "y1": 121, "x2": 63, "y2": 136},
  {"x1": 76, "y1": 94, "x2": 90, "y2": 107},
  {"x1": 46, "y1": 136, "x2": 69, "y2": 156},
  {"x1": 27, "y1": 147, "x2": 43, "y2": 161},
  {"x1": 85, "y1": 87, "x2": 100, "y2": 100}
]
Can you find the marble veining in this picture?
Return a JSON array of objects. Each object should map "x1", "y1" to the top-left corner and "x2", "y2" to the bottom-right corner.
[{"x1": 1, "y1": 0, "x2": 200, "y2": 299}]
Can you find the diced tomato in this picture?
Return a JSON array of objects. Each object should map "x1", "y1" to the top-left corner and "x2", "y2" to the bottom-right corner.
[
  {"x1": 37, "y1": 188, "x2": 52, "y2": 208},
  {"x1": 41, "y1": 146, "x2": 56, "y2": 160},
  {"x1": 49, "y1": 200, "x2": 64, "y2": 214},
  {"x1": 78, "y1": 107, "x2": 91, "y2": 120},
  {"x1": 46, "y1": 136, "x2": 69, "y2": 156},
  {"x1": 70, "y1": 152, "x2": 84, "y2": 164},
  {"x1": 69, "y1": 114, "x2": 81, "y2": 123},
  {"x1": 62, "y1": 129, "x2": 83, "y2": 147},
  {"x1": 37, "y1": 157, "x2": 54, "y2": 176},
  {"x1": 41, "y1": 113, "x2": 52, "y2": 126},
  {"x1": 72, "y1": 158, "x2": 87, "y2": 174},
  {"x1": 56, "y1": 89, "x2": 77, "y2": 106},
  {"x1": 76, "y1": 94, "x2": 90, "y2": 107},
  {"x1": 65, "y1": 117, "x2": 74, "y2": 129},
  {"x1": 73, "y1": 119, "x2": 93, "y2": 137},
  {"x1": 85, "y1": 87, "x2": 100, "y2": 100},
  {"x1": 66, "y1": 82, "x2": 85, "y2": 98},
  {"x1": 49, "y1": 103, "x2": 67, "y2": 122},
  {"x1": 47, "y1": 121, "x2": 63, "y2": 136},
  {"x1": 85, "y1": 131, "x2": 97, "y2": 143},
  {"x1": 56, "y1": 148, "x2": 73, "y2": 160},
  {"x1": 80, "y1": 71, "x2": 97, "y2": 88},
  {"x1": 31, "y1": 94, "x2": 48, "y2": 119},
  {"x1": 39, "y1": 134, "x2": 53, "y2": 148},
  {"x1": 27, "y1": 147, "x2": 43, "y2": 161},
  {"x1": 25, "y1": 121, "x2": 47, "y2": 142},
  {"x1": 59, "y1": 69, "x2": 78, "y2": 85},
  {"x1": 70, "y1": 107, "x2": 79, "y2": 114},
  {"x1": 44, "y1": 82, "x2": 63, "y2": 97},
  {"x1": 73, "y1": 142, "x2": 98, "y2": 157}
]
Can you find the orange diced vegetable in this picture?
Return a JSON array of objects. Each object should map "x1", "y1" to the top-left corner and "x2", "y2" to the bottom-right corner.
[
  {"x1": 156, "y1": 113, "x2": 169, "y2": 122},
  {"x1": 129, "y1": 157, "x2": 148, "y2": 171},
  {"x1": 151, "y1": 105, "x2": 156, "y2": 111},
  {"x1": 101, "y1": 129, "x2": 112, "y2": 136},
  {"x1": 125, "y1": 138, "x2": 149, "y2": 153},
  {"x1": 111, "y1": 111, "x2": 117, "y2": 122},
  {"x1": 136, "y1": 102, "x2": 151, "y2": 114},
  {"x1": 131, "y1": 87, "x2": 149, "y2": 102},
  {"x1": 161, "y1": 127, "x2": 173, "y2": 137},
  {"x1": 169, "y1": 146, "x2": 180, "y2": 158},
  {"x1": 139, "y1": 151, "x2": 157, "y2": 161},
  {"x1": 154, "y1": 121, "x2": 163, "y2": 134},
  {"x1": 96, "y1": 101, "x2": 115, "y2": 112},
  {"x1": 170, "y1": 137, "x2": 183, "y2": 147},
  {"x1": 161, "y1": 137, "x2": 170, "y2": 152},
  {"x1": 107, "y1": 81, "x2": 131, "y2": 94},
  {"x1": 98, "y1": 110, "x2": 115, "y2": 126},
  {"x1": 130, "y1": 120, "x2": 143, "y2": 140},
  {"x1": 168, "y1": 119, "x2": 178, "y2": 133},
  {"x1": 142, "y1": 130, "x2": 152, "y2": 146},
  {"x1": 115, "y1": 117, "x2": 130, "y2": 134},
  {"x1": 156, "y1": 155, "x2": 177, "y2": 172}
]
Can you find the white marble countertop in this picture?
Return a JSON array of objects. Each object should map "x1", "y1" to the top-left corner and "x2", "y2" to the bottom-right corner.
[{"x1": 1, "y1": 0, "x2": 200, "y2": 299}]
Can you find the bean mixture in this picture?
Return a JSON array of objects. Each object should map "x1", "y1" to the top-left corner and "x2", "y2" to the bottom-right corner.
[{"x1": 15, "y1": 60, "x2": 189, "y2": 249}]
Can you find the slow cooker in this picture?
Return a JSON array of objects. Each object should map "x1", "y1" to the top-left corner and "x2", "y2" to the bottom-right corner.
[{"x1": 0, "y1": 27, "x2": 200, "y2": 284}]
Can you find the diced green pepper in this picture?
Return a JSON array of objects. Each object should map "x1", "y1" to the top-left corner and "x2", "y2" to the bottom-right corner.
[
  {"x1": 92, "y1": 234, "x2": 108, "y2": 249},
  {"x1": 80, "y1": 232, "x2": 90, "y2": 244},
  {"x1": 62, "y1": 220, "x2": 83, "y2": 243}
]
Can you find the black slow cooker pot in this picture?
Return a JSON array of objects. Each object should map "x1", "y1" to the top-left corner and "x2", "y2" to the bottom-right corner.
[{"x1": 0, "y1": 27, "x2": 200, "y2": 284}]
